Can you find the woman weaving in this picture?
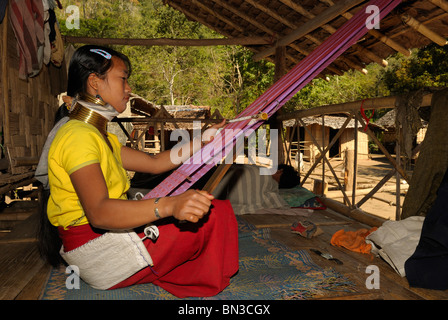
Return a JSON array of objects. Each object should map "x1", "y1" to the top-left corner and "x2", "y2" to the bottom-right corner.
[{"x1": 42, "y1": 45, "x2": 238, "y2": 297}]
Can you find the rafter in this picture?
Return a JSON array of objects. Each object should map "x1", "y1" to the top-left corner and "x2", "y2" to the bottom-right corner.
[
  {"x1": 430, "y1": 0, "x2": 448, "y2": 12},
  {"x1": 252, "y1": 0, "x2": 365, "y2": 60},
  {"x1": 213, "y1": 0, "x2": 345, "y2": 74},
  {"x1": 401, "y1": 14, "x2": 448, "y2": 46},
  {"x1": 320, "y1": 0, "x2": 411, "y2": 56}
]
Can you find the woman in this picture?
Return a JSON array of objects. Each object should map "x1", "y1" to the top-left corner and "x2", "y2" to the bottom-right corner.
[{"x1": 43, "y1": 45, "x2": 238, "y2": 298}]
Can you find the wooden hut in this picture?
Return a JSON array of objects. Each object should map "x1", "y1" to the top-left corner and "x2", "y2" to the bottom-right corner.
[
  {"x1": 284, "y1": 116, "x2": 370, "y2": 165},
  {"x1": 120, "y1": 94, "x2": 217, "y2": 154},
  {"x1": 374, "y1": 108, "x2": 428, "y2": 156}
]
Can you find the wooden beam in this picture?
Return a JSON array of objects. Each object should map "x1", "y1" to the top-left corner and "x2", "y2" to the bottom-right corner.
[
  {"x1": 63, "y1": 35, "x2": 270, "y2": 47},
  {"x1": 213, "y1": 0, "x2": 274, "y2": 37},
  {"x1": 189, "y1": 0, "x2": 245, "y2": 33},
  {"x1": 214, "y1": 0, "x2": 345, "y2": 75},
  {"x1": 252, "y1": 0, "x2": 365, "y2": 61},
  {"x1": 429, "y1": 0, "x2": 448, "y2": 13},
  {"x1": 279, "y1": 0, "x2": 369, "y2": 72},
  {"x1": 320, "y1": 197, "x2": 387, "y2": 227},
  {"x1": 401, "y1": 14, "x2": 447, "y2": 46},
  {"x1": 277, "y1": 93, "x2": 433, "y2": 121}
]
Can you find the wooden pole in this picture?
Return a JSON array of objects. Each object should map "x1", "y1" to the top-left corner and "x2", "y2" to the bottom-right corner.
[
  {"x1": 352, "y1": 114, "x2": 358, "y2": 208},
  {"x1": 277, "y1": 94, "x2": 433, "y2": 121},
  {"x1": 354, "y1": 113, "x2": 410, "y2": 183},
  {"x1": 322, "y1": 115, "x2": 326, "y2": 196},
  {"x1": 299, "y1": 114, "x2": 352, "y2": 185},
  {"x1": 320, "y1": 197, "x2": 387, "y2": 227},
  {"x1": 430, "y1": 0, "x2": 448, "y2": 12},
  {"x1": 272, "y1": 46, "x2": 287, "y2": 164},
  {"x1": 345, "y1": 149, "x2": 356, "y2": 206},
  {"x1": 401, "y1": 14, "x2": 448, "y2": 46},
  {"x1": 63, "y1": 36, "x2": 271, "y2": 47},
  {"x1": 395, "y1": 125, "x2": 402, "y2": 220},
  {"x1": 356, "y1": 169, "x2": 396, "y2": 207}
]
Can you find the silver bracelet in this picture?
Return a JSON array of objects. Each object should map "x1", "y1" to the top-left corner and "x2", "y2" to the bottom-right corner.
[{"x1": 154, "y1": 197, "x2": 161, "y2": 219}]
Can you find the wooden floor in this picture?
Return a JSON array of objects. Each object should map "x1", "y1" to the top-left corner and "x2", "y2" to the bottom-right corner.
[
  {"x1": 0, "y1": 202, "x2": 51, "y2": 300},
  {"x1": 241, "y1": 209, "x2": 448, "y2": 300},
  {"x1": 1, "y1": 201, "x2": 448, "y2": 300}
]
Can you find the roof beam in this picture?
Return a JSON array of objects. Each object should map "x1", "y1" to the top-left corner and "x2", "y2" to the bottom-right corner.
[
  {"x1": 279, "y1": 0, "x2": 368, "y2": 72},
  {"x1": 252, "y1": 0, "x2": 365, "y2": 61},
  {"x1": 248, "y1": 0, "x2": 367, "y2": 73},
  {"x1": 212, "y1": 0, "x2": 345, "y2": 74},
  {"x1": 320, "y1": 0, "x2": 411, "y2": 56},
  {"x1": 430, "y1": 0, "x2": 448, "y2": 12},
  {"x1": 401, "y1": 14, "x2": 448, "y2": 46},
  {"x1": 63, "y1": 35, "x2": 271, "y2": 46}
]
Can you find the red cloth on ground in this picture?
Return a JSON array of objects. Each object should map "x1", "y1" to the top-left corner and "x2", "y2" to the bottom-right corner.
[{"x1": 58, "y1": 199, "x2": 239, "y2": 298}]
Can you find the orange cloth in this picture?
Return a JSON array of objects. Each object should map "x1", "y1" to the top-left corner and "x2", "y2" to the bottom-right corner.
[{"x1": 330, "y1": 228, "x2": 377, "y2": 254}]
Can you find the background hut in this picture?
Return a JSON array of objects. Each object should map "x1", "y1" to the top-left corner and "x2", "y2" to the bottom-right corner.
[
  {"x1": 374, "y1": 109, "x2": 428, "y2": 156},
  {"x1": 284, "y1": 116, "x2": 370, "y2": 167}
]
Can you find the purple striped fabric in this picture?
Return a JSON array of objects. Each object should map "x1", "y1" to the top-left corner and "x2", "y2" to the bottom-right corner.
[{"x1": 144, "y1": 0, "x2": 401, "y2": 199}]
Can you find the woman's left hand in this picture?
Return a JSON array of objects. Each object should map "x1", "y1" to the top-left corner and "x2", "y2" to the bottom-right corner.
[{"x1": 202, "y1": 119, "x2": 226, "y2": 144}]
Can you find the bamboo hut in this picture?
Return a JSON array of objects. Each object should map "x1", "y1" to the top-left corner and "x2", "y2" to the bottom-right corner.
[
  {"x1": 284, "y1": 116, "x2": 371, "y2": 166},
  {"x1": 118, "y1": 94, "x2": 218, "y2": 154},
  {"x1": 374, "y1": 108, "x2": 428, "y2": 156}
]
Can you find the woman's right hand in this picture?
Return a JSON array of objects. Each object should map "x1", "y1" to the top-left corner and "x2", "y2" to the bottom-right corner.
[{"x1": 162, "y1": 189, "x2": 214, "y2": 223}]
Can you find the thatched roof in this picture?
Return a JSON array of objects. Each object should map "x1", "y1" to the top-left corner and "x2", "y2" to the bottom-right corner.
[
  {"x1": 165, "y1": 0, "x2": 448, "y2": 77},
  {"x1": 374, "y1": 108, "x2": 428, "y2": 129},
  {"x1": 374, "y1": 109, "x2": 396, "y2": 128}
]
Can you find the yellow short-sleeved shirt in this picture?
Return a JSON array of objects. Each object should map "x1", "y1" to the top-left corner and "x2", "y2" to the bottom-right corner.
[{"x1": 47, "y1": 120, "x2": 130, "y2": 228}]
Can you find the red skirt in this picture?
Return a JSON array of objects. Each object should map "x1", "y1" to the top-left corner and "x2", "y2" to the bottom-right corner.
[{"x1": 58, "y1": 199, "x2": 239, "y2": 298}]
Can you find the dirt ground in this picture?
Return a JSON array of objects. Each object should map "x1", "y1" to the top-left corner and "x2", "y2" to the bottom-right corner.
[{"x1": 299, "y1": 154, "x2": 410, "y2": 221}]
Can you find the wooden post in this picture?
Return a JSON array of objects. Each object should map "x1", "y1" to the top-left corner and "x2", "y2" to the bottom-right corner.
[
  {"x1": 352, "y1": 115, "x2": 358, "y2": 207},
  {"x1": 313, "y1": 179, "x2": 328, "y2": 195},
  {"x1": 322, "y1": 115, "x2": 326, "y2": 196},
  {"x1": 344, "y1": 149, "x2": 357, "y2": 206},
  {"x1": 395, "y1": 125, "x2": 401, "y2": 220}
]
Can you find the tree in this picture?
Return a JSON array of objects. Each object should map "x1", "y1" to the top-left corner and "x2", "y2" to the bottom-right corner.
[{"x1": 383, "y1": 44, "x2": 448, "y2": 93}]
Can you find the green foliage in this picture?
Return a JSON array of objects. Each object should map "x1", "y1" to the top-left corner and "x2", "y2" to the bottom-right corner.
[
  {"x1": 288, "y1": 62, "x2": 390, "y2": 112},
  {"x1": 383, "y1": 44, "x2": 448, "y2": 94}
]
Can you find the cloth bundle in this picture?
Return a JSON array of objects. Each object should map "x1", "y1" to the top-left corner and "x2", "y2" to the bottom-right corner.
[
  {"x1": 330, "y1": 227, "x2": 377, "y2": 254},
  {"x1": 291, "y1": 220, "x2": 323, "y2": 239}
]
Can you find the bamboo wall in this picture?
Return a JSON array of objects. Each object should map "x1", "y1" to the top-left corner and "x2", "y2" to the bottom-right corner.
[{"x1": 0, "y1": 13, "x2": 62, "y2": 194}]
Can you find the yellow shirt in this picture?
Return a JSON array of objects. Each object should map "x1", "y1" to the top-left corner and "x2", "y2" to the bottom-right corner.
[{"x1": 47, "y1": 120, "x2": 130, "y2": 228}]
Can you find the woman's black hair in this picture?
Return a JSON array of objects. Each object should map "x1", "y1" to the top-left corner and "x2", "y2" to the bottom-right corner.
[
  {"x1": 278, "y1": 164, "x2": 300, "y2": 189},
  {"x1": 67, "y1": 45, "x2": 132, "y2": 97}
]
